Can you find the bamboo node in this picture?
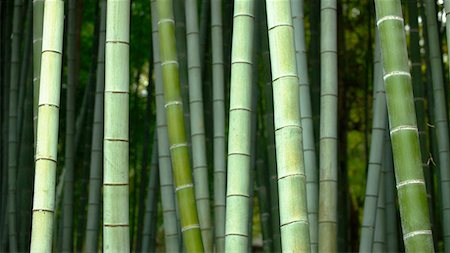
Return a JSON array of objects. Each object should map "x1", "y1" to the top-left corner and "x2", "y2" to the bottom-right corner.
[
  {"x1": 376, "y1": 15, "x2": 404, "y2": 27},
  {"x1": 164, "y1": 101, "x2": 183, "y2": 108},
  {"x1": 175, "y1": 183, "x2": 193, "y2": 192},
  {"x1": 383, "y1": 71, "x2": 411, "y2": 81},
  {"x1": 389, "y1": 125, "x2": 417, "y2": 135},
  {"x1": 181, "y1": 224, "x2": 200, "y2": 232},
  {"x1": 403, "y1": 230, "x2": 432, "y2": 240},
  {"x1": 396, "y1": 179, "x2": 425, "y2": 189}
]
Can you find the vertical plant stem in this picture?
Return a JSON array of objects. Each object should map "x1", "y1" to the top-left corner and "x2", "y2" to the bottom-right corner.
[
  {"x1": 150, "y1": 0, "x2": 180, "y2": 251},
  {"x1": 318, "y1": 0, "x2": 338, "y2": 252},
  {"x1": 30, "y1": 0, "x2": 65, "y2": 251},
  {"x1": 374, "y1": 0, "x2": 434, "y2": 251},
  {"x1": 211, "y1": 0, "x2": 226, "y2": 251},
  {"x1": 291, "y1": 1, "x2": 318, "y2": 251},
  {"x1": 424, "y1": 1, "x2": 450, "y2": 249},
  {"x1": 156, "y1": 0, "x2": 204, "y2": 251},
  {"x1": 224, "y1": 0, "x2": 255, "y2": 251},
  {"x1": 266, "y1": 1, "x2": 311, "y2": 252},
  {"x1": 103, "y1": 0, "x2": 130, "y2": 251}
]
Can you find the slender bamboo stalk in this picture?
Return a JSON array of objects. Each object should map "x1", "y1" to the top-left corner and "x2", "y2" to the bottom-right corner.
[
  {"x1": 291, "y1": 1, "x2": 318, "y2": 251},
  {"x1": 318, "y1": 0, "x2": 338, "y2": 251},
  {"x1": 103, "y1": 0, "x2": 130, "y2": 251},
  {"x1": 33, "y1": 0, "x2": 43, "y2": 140},
  {"x1": 150, "y1": 1, "x2": 180, "y2": 251},
  {"x1": 184, "y1": 1, "x2": 213, "y2": 251},
  {"x1": 374, "y1": 1, "x2": 434, "y2": 251},
  {"x1": 141, "y1": 136, "x2": 159, "y2": 252},
  {"x1": 156, "y1": 0, "x2": 204, "y2": 251},
  {"x1": 84, "y1": 1, "x2": 106, "y2": 251},
  {"x1": 359, "y1": 31, "x2": 387, "y2": 252},
  {"x1": 30, "y1": 0, "x2": 65, "y2": 251},
  {"x1": 424, "y1": 1, "x2": 450, "y2": 249},
  {"x1": 372, "y1": 156, "x2": 386, "y2": 252},
  {"x1": 384, "y1": 132, "x2": 399, "y2": 252},
  {"x1": 224, "y1": 1, "x2": 255, "y2": 251},
  {"x1": 7, "y1": 0, "x2": 24, "y2": 250},
  {"x1": 265, "y1": 1, "x2": 311, "y2": 251},
  {"x1": 259, "y1": 4, "x2": 281, "y2": 250},
  {"x1": 61, "y1": 0, "x2": 78, "y2": 250},
  {"x1": 211, "y1": 0, "x2": 226, "y2": 251}
]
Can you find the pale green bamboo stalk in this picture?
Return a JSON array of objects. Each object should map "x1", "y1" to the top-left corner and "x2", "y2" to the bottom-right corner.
[
  {"x1": 374, "y1": 1, "x2": 434, "y2": 251},
  {"x1": 359, "y1": 31, "x2": 387, "y2": 252},
  {"x1": 141, "y1": 136, "x2": 159, "y2": 252},
  {"x1": 384, "y1": 132, "x2": 399, "y2": 252},
  {"x1": 318, "y1": 1, "x2": 338, "y2": 252},
  {"x1": 30, "y1": 0, "x2": 65, "y2": 251},
  {"x1": 156, "y1": 0, "x2": 204, "y2": 251},
  {"x1": 33, "y1": 0, "x2": 44, "y2": 140},
  {"x1": 211, "y1": 0, "x2": 226, "y2": 252},
  {"x1": 103, "y1": 0, "x2": 130, "y2": 251},
  {"x1": 224, "y1": 1, "x2": 255, "y2": 251},
  {"x1": 184, "y1": 1, "x2": 213, "y2": 251},
  {"x1": 7, "y1": 0, "x2": 24, "y2": 250},
  {"x1": 265, "y1": 1, "x2": 310, "y2": 252},
  {"x1": 61, "y1": 0, "x2": 78, "y2": 250},
  {"x1": 372, "y1": 156, "x2": 386, "y2": 252},
  {"x1": 424, "y1": 1, "x2": 450, "y2": 249},
  {"x1": 291, "y1": 1, "x2": 318, "y2": 251},
  {"x1": 259, "y1": 4, "x2": 281, "y2": 250},
  {"x1": 84, "y1": 1, "x2": 106, "y2": 251},
  {"x1": 150, "y1": 1, "x2": 181, "y2": 250}
]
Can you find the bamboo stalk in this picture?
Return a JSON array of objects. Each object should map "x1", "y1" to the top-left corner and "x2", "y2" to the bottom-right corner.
[
  {"x1": 374, "y1": 1, "x2": 434, "y2": 251},
  {"x1": 30, "y1": 0, "x2": 65, "y2": 251},
  {"x1": 291, "y1": 1, "x2": 318, "y2": 251},
  {"x1": 266, "y1": 1, "x2": 311, "y2": 251},
  {"x1": 150, "y1": 1, "x2": 181, "y2": 251},
  {"x1": 103, "y1": 0, "x2": 130, "y2": 251},
  {"x1": 224, "y1": 1, "x2": 255, "y2": 251},
  {"x1": 318, "y1": 0, "x2": 338, "y2": 251},
  {"x1": 424, "y1": 1, "x2": 450, "y2": 249},
  {"x1": 156, "y1": 0, "x2": 204, "y2": 251},
  {"x1": 211, "y1": 0, "x2": 226, "y2": 251}
]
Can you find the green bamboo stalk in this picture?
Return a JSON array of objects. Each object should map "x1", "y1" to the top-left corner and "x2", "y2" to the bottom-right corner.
[
  {"x1": 32, "y1": 0, "x2": 43, "y2": 139},
  {"x1": 156, "y1": 0, "x2": 204, "y2": 251},
  {"x1": 61, "y1": 0, "x2": 78, "y2": 250},
  {"x1": 150, "y1": 0, "x2": 181, "y2": 250},
  {"x1": 150, "y1": 1, "x2": 181, "y2": 250},
  {"x1": 384, "y1": 132, "x2": 399, "y2": 252},
  {"x1": 103, "y1": 0, "x2": 130, "y2": 251},
  {"x1": 224, "y1": 1, "x2": 255, "y2": 251},
  {"x1": 211, "y1": 0, "x2": 226, "y2": 251},
  {"x1": 184, "y1": 1, "x2": 213, "y2": 251},
  {"x1": 374, "y1": 1, "x2": 434, "y2": 251},
  {"x1": 29, "y1": 0, "x2": 65, "y2": 251},
  {"x1": 291, "y1": 1, "x2": 318, "y2": 251},
  {"x1": 259, "y1": 4, "x2": 281, "y2": 250},
  {"x1": 84, "y1": 1, "x2": 106, "y2": 251},
  {"x1": 141, "y1": 136, "x2": 159, "y2": 252},
  {"x1": 318, "y1": 1, "x2": 338, "y2": 252},
  {"x1": 372, "y1": 157, "x2": 387, "y2": 252},
  {"x1": 424, "y1": 1, "x2": 450, "y2": 249},
  {"x1": 7, "y1": 0, "x2": 24, "y2": 250},
  {"x1": 359, "y1": 31, "x2": 387, "y2": 252}
]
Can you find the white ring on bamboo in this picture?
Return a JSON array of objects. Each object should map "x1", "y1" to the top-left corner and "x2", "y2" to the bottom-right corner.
[
  {"x1": 376, "y1": 15, "x2": 404, "y2": 27},
  {"x1": 175, "y1": 183, "x2": 193, "y2": 192},
  {"x1": 390, "y1": 125, "x2": 418, "y2": 135},
  {"x1": 403, "y1": 230, "x2": 432, "y2": 240},
  {"x1": 170, "y1": 142, "x2": 188, "y2": 150},
  {"x1": 383, "y1": 71, "x2": 411, "y2": 81},
  {"x1": 396, "y1": 179, "x2": 425, "y2": 189},
  {"x1": 181, "y1": 224, "x2": 200, "y2": 232},
  {"x1": 161, "y1": 60, "x2": 178, "y2": 66},
  {"x1": 157, "y1": 18, "x2": 175, "y2": 25},
  {"x1": 164, "y1": 101, "x2": 182, "y2": 108}
]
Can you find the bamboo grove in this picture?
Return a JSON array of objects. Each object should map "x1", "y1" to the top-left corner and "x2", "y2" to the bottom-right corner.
[{"x1": 2, "y1": 0, "x2": 450, "y2": 252}]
